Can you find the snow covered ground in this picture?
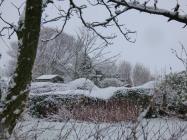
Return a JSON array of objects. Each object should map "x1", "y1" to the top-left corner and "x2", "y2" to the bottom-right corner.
[{"x1": 12, "y1": 117, "x2": 187, "y2": 140}]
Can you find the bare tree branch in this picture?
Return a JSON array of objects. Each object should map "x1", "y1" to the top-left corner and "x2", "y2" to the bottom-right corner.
[
  {"x1": 109, "y1": 0, "x2": 187, "y2": 25},
  {"x1": 172, "y1": 43, "x2": 187, "y2": 71}
]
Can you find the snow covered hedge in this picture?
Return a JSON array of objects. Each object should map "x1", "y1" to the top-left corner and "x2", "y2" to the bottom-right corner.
[
  {"x1": 27, "y1": 78, "x2": 158, "y2": 122},
  {"x1": 29, "y1": 82, "x2": 152, "y2": 121},
  {"x1": 68, "y1": 78, "x2": 97, "y2": 90},
  {"x1": 99, "y1": 78, "x2": 124, "y2": 88},
  {"x1": 155, "y1": 71, "x2": 187, "y2": 117}
]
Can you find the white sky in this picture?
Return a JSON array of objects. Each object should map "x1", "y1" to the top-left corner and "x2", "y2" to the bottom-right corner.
[{"x1": 0, "y1": 0, "x2": 187, "y2": 75}]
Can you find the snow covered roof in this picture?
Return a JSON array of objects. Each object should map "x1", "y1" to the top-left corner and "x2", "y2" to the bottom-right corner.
[{"x1": 36, "y1": 75, "x2": 61, "y2": 80}]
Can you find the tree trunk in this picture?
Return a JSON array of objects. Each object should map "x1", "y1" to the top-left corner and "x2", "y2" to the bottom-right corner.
[{"x1": 0, "y1": 0, "x2": 42, "y2": 137}]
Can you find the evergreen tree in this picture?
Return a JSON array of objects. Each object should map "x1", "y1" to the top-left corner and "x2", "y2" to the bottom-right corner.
[{"x1": 78, "y1": 54, "x2": 93, "y2": 78}]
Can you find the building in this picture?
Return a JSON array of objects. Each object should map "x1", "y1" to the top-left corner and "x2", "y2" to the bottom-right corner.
[{"x1": 35, "y1": 75, "x2": 64, "y2": 83}]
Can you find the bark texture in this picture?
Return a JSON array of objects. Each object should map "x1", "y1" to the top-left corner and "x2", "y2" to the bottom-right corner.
[{"x1": 0, "y1": 0, "x2": 42, "y2": 137}]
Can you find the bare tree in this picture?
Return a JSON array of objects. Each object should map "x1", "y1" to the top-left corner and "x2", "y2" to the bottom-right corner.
[
  {"x1": 5, "y1": 29, "x2": 77, "y2": 82},
  {"x1": 172, "y1": 43, "x2": 187, "y2": 72},
  {"x1": 118, "y1": 60, "x2": 133, "y2": 85},
  {"x1": 96, "y1": 62, "x2": 118, "y2": 78},
  {"x1": 33, "y1": 27, "x2": 77, "y2": 80},
  {"x1": 71, "y1": 28, "x2": 96, "y2": 79},
  {"x1": 73, "y1": 28, "x2": 118, "y2": 79},
  {"x1": 7, "y1": 27, "x2": 117, "y2": 82},
  {"x1": 34, "y1": 27, "x2": 116, "y2": 81},
  {"x1": 133, "y1": 63, "x2": 151, "y2": 86}
]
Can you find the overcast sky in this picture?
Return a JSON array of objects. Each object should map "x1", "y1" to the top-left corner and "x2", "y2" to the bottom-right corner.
[{"x1": 0, "y1": 0, "x2": 187, "y2": 76}]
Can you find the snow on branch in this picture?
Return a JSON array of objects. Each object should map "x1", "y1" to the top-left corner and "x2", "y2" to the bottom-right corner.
[
  {"x1": 42, "y1": 0, "x2": 53, "y2": 9},
  {"x1": 110, "y1": 0, "x2": 187, "y2": 25}
]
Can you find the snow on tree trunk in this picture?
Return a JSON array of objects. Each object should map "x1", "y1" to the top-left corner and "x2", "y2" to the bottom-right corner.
[{"x1": 0, "y1": 0, "x2": 42, "y2": 137}]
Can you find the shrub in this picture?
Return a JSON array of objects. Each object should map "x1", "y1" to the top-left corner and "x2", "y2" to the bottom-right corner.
[
  {"x1": 155, "y1": 71, "x2": 187, "y2": 116},
  {"x1": 99, "y1": 78, "x2": 123, "y2": 88}
]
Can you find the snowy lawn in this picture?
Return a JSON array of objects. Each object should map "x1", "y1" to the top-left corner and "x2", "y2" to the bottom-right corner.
[{"x1": 12, "y1": 118, "x2": 187, "y2": 140}]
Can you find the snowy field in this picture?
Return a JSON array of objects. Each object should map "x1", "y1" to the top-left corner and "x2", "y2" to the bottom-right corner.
[{"x1": 12, "y1": 118, "x2": 187, "y2": 140}]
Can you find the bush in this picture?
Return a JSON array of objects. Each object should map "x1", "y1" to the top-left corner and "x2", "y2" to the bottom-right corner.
[
  {"x1": 29, "y1": 95, "x2": 59, "y2": 118},
  {"x1": 99, "y1": 78, "x2": 123, "y2": 88},
  {"x1": 68, "y1": 78, "x2": 97, "y2": 90},
  {"x1": 28, "y1": 88, "x2": 152, "y2": 121},
  {"x1": 155, "y1": 71, "x2": 187, "y2": 116}
]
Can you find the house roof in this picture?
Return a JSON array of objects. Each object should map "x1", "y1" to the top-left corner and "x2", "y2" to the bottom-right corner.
[{"x1": 36, "y1": 75, "x2": 61, "y2": 80}]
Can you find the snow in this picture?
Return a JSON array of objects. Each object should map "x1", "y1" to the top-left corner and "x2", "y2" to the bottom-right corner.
[
  {"x1": 13, "y1": 109, "x2": 20, "y2": 115},
  {"x1": 30, "y1": 78, "x2": 126, "y2": 100},
  {"x1": 12, "y1": 118, "x2": 187, "y2": 140},
  {"x1": 30, "y1": 78, "x2": 153, "y2": 100},
  {"x1": 68, "y1": 78, "x2": 97, "y2": 90},
  {"x1": 31, "y1": 87, "x2": 127, "y2": 100},
  {"x1": 11, "y1": 96, "x2": 17, "y2": 101},
  {"x1": 85, "y1": 87, "x2": 124, "y2": 100},
  {"x1": 0, "y1": 77, "x2": 9, "y2": 86},
  {"x1": 18, "y1": 7, "x2": 26, "y2": 29},
  {"x1": 133, "y1": 81, "x2": 156, "y2": 89},
  {"x1": 183, "y1": 101, "x2": 187, "y2": 106},
  {"x1": 36, "y1": 74, "x2": 59, "y2": 80}
]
